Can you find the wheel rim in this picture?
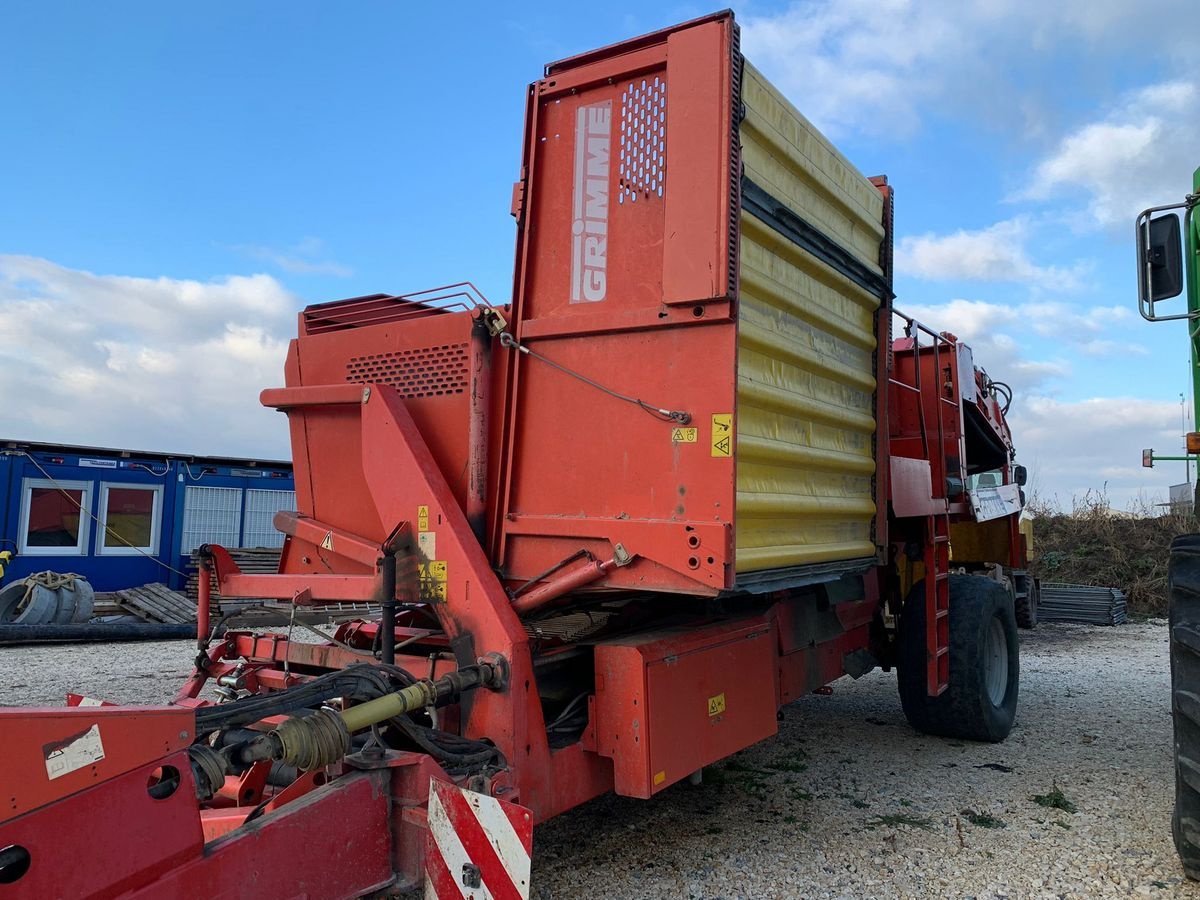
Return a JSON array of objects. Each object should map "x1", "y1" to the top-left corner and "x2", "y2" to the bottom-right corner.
[{"x1": 985, "y1": 617, "x2": 1008, "y2": 706}]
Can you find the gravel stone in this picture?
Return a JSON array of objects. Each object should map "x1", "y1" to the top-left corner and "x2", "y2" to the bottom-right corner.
[{"x1": 3, "y1": 621, "x2": 1198, "y2": 898}]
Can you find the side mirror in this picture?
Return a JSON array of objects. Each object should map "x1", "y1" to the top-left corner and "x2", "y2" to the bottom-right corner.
[
  {"x1": 1138, "y1": 212, "x2": 1184, "y2": 303},
  {"x1": 1013, "y1": 464, "x2": 1028, "y2": 487}
]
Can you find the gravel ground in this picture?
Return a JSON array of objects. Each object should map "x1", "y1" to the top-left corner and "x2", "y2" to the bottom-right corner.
[{"x1": 3, "y1": 621, "x2": 1196, "y2": 898}]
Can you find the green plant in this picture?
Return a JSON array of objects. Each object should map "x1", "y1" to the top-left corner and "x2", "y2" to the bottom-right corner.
[
  {"x1": 962, "y1": 810, "x2": 1006, "y2": 829},
  {"x1": 1031, "y1": 787, "x2": 1077, "y2": 814}
]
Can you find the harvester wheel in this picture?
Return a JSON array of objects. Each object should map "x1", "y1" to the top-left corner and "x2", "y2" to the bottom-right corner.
[
  {"x1": 897, "y1": 574, "x2": 1019, "y2": 743},
  {"x1": 1167, "y1": 534, "x2": 1200, "y2": 879},
  {"x1": 1014, "y1": 573, "x2": 1039, "y2": 630}
]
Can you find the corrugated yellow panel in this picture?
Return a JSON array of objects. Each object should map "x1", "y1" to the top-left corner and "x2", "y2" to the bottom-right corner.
[{"x1": 734, "y1": 65, "x2": 884, "y2": 575}]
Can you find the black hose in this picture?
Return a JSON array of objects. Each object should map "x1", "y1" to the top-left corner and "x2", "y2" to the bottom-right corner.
[{"x1": 195, "y1": 663, "x2": 413, "y2": 734}]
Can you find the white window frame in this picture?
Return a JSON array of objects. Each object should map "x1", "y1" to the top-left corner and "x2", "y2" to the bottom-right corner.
[
  {"x1": 17, "y1": 478, "x2": 93, "y2": 556},
  {"x1": 96, "y1": 482, "x2": 163, "y2": 557}
]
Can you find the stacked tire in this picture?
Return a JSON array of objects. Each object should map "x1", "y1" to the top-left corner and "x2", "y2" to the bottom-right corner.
[{"x1": 0, "y1": 578, "x2": 94, "y2": 625}]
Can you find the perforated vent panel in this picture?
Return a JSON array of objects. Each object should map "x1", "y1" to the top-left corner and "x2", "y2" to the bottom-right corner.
[
  {"x1": 618, "y1": 76, "x2": 666, "y2": 204},
  {"x1": 345, "y1": 343, "x2": 469, "y2": 399}
]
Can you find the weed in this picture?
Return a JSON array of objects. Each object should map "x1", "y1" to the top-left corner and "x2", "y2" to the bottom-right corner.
[
  {"x1": 1032, "y1": 787, "x2": 1077, "y2": 814},
  {"x1": 898, "y1": 798, "x2": 912, "y2": 807},
  {"x1": 962, "y1": 809, "x2": 1006, "y2": 829},
  {"x1": 1051, "y1": 819, "x2": 1071, "y2": 830},
  {"x1": 766, "y1": 755, "x2": 809, "y2": 774},
  {"x1": 782, "y1": 815, "x2": 798, "y2": 825},
  {"x1": 851, "y1": 799, "x2": 869, "y2": 809}
]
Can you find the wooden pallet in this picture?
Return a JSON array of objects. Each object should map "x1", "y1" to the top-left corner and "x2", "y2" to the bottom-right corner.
[
  {"x1": 186, "y1": 547, "x2": 282, "y2": 603},
  {"x1": 113, "y1": 583, "x2": 198, "y2": 625}
]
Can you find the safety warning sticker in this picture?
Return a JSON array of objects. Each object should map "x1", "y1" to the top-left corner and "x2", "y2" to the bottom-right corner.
[
  {"x1": 671, "y1": 427, "x2": 697, "y2": 443},
  {"x1": 419, "y1": 560, "x2": 449, "y2": 601},
  {"x1": 417, "y1": 505, "x2": 430, "y2": 532},
  {"x1": 44, "y1": 723, "x2": 105, "y2": 780},
  {"x1": 711, "y1": 414, "x2": 732, "y2": 457}
]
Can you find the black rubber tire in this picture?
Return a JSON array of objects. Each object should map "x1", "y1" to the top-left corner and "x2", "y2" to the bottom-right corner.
[
  {"x1": 1015, "y1": 576, "x2": 1039, "y2": 630},
  {"x1": 897, "y1": 574, "x2": 1019, "y2": 742},
  {"x1": 13, "y1": 583, "x2": 58, "y2": 626},
  {"x1": 1168, "y1": 533, "x2": 1200, "y2": 879},
  {"x1": 0, "y1": 582, "x2": 26, "y2": 623}
]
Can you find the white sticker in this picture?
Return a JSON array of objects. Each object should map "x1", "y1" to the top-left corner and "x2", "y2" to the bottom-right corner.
[
  {"x1": 45, "y1": 723, "x2": 105, "y2": 780},
  {"x1": 418, "y1": 531, "x2": 437, "y2": 559},
  {"x1": 79, "y1": 458, "x2": 118, "y2": 469},
  {"x1": 75, "y1": 697, "x2": 104, "y2": 707}
]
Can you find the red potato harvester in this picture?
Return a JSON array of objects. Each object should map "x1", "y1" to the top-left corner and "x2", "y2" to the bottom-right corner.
[{"x1": 0, "y1": 11, "x2": 1034, "y2": 898}]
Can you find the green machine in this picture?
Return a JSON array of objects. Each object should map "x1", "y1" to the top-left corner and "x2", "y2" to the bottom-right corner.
[{"x1": 1137, "y1": 165, "x2": 1200, "y2": 879}]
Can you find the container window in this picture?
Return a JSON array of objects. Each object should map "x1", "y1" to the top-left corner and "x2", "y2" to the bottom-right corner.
[
  {"x1": 97, "y1": 484, "x2": 162, "y2": 555},
  {"x1": 242, "y1": 489, "x2": 296, "y2": 549},
  {"x1": 18, "y1": 479, "x2": 92, "y2": 556},
  {"x1": 182, "y1": 486, "x2": 242, "y2": 552}
]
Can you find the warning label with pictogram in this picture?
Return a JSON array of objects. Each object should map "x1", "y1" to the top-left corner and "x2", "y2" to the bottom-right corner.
[
  {"x1": 711, "y1": 413, "x2": 732, "y2": 457},
  {"x1": 419, "y1": 560, "x2": 449, "y2": 601},
  {"x1": 671, "y1": 427, "x2": 697, "y2": 443}
]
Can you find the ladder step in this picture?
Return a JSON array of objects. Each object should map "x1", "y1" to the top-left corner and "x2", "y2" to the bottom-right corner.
[
  {"x1": 935, "y1": 609, "x2": 950, "y2": 620},
  {"x1": 935, "y1": 573, "x2": 950, "y2": 581},
  {"x1": 936, "y1": 647, "x2": 950, "y2": 658}
]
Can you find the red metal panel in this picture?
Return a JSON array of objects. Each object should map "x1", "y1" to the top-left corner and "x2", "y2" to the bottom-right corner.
[
  {"x1": 593, "y1": 618, "x2": 778, "y2": 798},
  {"x1": 0, "y1": 706, "x2": 194, "y2": 819},
  {"x1": 499, "y1": 13, "x2": 740, "y2": 595}
]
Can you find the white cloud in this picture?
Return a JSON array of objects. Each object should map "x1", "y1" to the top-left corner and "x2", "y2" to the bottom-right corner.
[
  {"x1": 897, "y1": 298, "x2": 1131, "y2": 395},
  {"x1": 896, "y1": 218, "x2": 1087, "y2": 289},
  {"x1": 0, "y1": 255, "x2": 296, "y2": 458},
  {"x1": 1015, "y1": 396, "x2": 1183, "y2": 510},
  {"x1": 233, "y1": 237, "x2": 352, "y2": 277},
  {"x1": 1022, "y1": 81, "x2": 1200, "y2": 227},
  {"x1": 741, "y1": 1, "x2": 1198, "y2": 138}
]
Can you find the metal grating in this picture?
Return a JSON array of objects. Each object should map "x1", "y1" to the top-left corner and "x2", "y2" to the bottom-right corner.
[
  {"x1": 345, "y1": 342, "x2": 469, "y2": 398},
  {"x1": 242, "y1": 489, "x2": 296, "y2": 549},
  {"x1": 182, "y1": 486, "x2": 242, "y2": 553},
  {"x1": 728, "y1": 24, "x2": 743, "y2": 298},
  {"x1": 1040, "y1": 583, "x2": 1128, "y2": 626},
  {"x1": 618, "y1": 75, "x2": 666, "y2": 204}
]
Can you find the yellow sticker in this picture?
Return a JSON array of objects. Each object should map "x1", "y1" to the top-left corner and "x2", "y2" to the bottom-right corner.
[
  {"x1": 418, "y1": 560, "x2": 449, "y2": 602},
  {"x1": 707, "y1": 692, "x2": 726, "y2": 717},
  {"x1": 711, "y1": 414, "x2": 732, "y2": 457},
  {"x1": 417, "y1": 505, "x2": 430, "y2": 531},
  {"x1": 653, "y1": 770, "x2": 667, "y2": 786},
  {"x1": 671, "y1": 427, "x2": 698, "y2": 443}
]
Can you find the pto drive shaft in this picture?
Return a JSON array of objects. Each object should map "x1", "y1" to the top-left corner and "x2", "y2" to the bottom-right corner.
[{"x1": 238, "y1": 661, "x2": 501, "y2": 770}]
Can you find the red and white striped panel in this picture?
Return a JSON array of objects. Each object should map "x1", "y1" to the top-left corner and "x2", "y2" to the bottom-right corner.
[{"x1": 425, "y1": 778, "x2": 533, "y2": 900}]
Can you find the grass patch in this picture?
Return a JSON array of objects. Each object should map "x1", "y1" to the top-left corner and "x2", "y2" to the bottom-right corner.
[
  {"x1": 765, "y1": 755, "x2": 809, "y2": 774},
  {"x1": 962, "y1": 810, "x2": 1006, "y2": 829},
  {"x1": 1032, "y1": 787, "x2": 1077, "y2": 814}
]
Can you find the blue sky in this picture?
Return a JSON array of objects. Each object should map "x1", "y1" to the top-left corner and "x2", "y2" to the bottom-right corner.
[{"x1": 2, "y1": 1, "x2": 1198, "y2": 509}]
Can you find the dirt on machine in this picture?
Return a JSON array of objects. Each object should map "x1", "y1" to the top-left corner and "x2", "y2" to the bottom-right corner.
[{"x1": 0, "y1": 12, "x2": 1037, "y2": 898}]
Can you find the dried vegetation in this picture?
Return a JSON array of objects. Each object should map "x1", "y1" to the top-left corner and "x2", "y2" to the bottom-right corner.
[{"x1": 1027, "y1": 490, "x2": 1195, "y2": 615}]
